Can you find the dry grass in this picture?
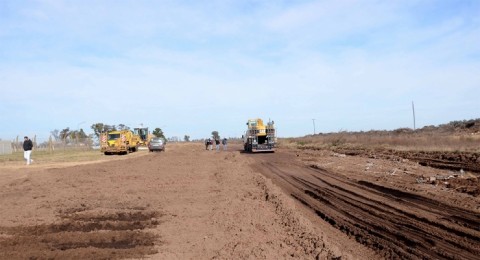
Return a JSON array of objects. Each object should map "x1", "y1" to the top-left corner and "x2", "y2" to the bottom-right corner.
[
  {"x1": 279, "y1": 132, "x2": 480, "y2": 152},
  {"x1": 0, "y1": 150, "x2": 105, "y2": 163}
]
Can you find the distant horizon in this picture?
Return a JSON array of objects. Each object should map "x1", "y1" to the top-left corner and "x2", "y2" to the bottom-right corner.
[{"x1": 1, "y1": 117, "x2": 479, "y2": 143}]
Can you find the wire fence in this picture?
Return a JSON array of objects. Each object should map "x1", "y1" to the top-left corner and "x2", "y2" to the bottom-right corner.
[
  {"x1": 0, "y1": 141, "x2": 13, "y2": 155},
  {"x1": 8, "y1": 135, "x2": 96, "y2": 153}
]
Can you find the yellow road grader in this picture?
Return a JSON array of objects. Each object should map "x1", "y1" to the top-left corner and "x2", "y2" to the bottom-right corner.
[{"x1": 133, "y1": 127, "x2": 154, "y2": 148}]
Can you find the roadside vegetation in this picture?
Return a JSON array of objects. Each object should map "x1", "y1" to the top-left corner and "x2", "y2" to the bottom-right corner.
[
  {"x1": 280, "y1": 119, "x2": 480, "y2": 152},
  {"x1": 0, "y1": 150, "x2": 104, "y2": 164}
]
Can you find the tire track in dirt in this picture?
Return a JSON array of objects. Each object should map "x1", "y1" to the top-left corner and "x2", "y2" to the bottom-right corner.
[
  {"x1": 331, "y1": 147, "x2": 480, "y2": 174},
  {"x1": 250, "y1": 152, "x2": 480, "y2": 260},
  {"x1": 0, "y1": 207, "x2": 161, "y2": 259}
]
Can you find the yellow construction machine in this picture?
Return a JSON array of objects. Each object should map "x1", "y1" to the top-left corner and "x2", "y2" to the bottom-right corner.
[
  {"x1": 243, "y1": 118, "x2": 276, "y2": 152},
  {"x1": 100, "y1": 130, "x2": 141, "y2": 155},
  {"x1": 133, "y1": 127, "x2": 154, "y2": 148}
]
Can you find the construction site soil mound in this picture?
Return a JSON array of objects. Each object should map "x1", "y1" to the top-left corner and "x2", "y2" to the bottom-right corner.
[{"x1": 1, "y1": 143, "x2": 479, "y2": 259}]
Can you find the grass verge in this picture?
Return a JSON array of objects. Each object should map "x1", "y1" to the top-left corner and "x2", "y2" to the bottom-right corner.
[
  {"x1": 279, "y1": 132, "x2": 480, "y2": 152},
  {"x1": 0, "y1": 150, "x2": 104, "y2": 164}
]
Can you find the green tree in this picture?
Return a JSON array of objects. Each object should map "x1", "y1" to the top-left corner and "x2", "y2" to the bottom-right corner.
[
  {"x1": 91, "y1": 123, "x2": 105, "y2": 138},
  {"x1": 153, "y1": 128, "x2": 166, "y2": 140},
  {"x1": 91, "y1": 123, "x2": 116, "y2": 138},
  {"x1": 184, "y1": 135, "x2": 190, "y2": 142},
  {"x1": 72, "y1": 129, "x2": 88, "y2": 139},
  {"x1": 117, "y1": 124, "x2": 130, "y2": 130},
  {"x1": 211, "y1": 131, "x2": 219, "y2": 140},
  {"x1": 69, "y1": 131, "x2": 76, "y2": 140},
  {"x1": 50, "y1": 129, "x2": 60, "y2": 141},
  {"x1": 60, "y1": 128, "x2": 70, "y2": 141},
  {"x1": 79, "y1": 129, "x2": 88, "y2": 138}
]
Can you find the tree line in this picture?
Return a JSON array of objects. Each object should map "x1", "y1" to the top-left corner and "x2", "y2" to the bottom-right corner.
[{"x1": 50, "y1": 123, "x2": 166, "y2": 142}]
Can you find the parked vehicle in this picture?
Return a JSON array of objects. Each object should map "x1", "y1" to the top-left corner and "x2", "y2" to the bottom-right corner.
[
  {"x1": 133, "y1": 127, "x2": 154, "y2": 148},
  {"x1": 100, "y1": 130, "x2": 141, "y2": 155},
  {"x1": 148, "y1": 137, "x2": 165, "y2": 152}
]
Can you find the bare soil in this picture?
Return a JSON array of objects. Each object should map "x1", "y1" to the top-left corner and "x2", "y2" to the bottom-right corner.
[{"x1": 0, "y1": 143, "x2": 479, "y2": 259}]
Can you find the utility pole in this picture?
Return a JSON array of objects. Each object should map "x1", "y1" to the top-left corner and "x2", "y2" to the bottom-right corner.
[
  {"x1": 312, "y1": 119, "x2": 316, "y2": 135},
  {"x1": 412, "y1": 101, "x2": 416, "y2": 130}
]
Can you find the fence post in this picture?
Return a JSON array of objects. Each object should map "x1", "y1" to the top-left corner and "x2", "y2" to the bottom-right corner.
[{"x1": 48, "y1": 135, "x2": 53, "y2": 153}]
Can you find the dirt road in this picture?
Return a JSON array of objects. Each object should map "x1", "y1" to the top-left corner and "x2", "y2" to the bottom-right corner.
[
  {"x1": 1, "y1": 143, "x2": 478, "y2": 259},
  {"x1": 251, "y1": 151, "x2": 480, "y2": 259},
  {"x1": 0, "y1": 143, "x2": 366, "y2": 259}
]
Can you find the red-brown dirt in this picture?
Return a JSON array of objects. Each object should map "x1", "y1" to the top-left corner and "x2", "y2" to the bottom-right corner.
[
  {"x1": 1, "y1": 143, "x2": 479, "y2": 259},
  {"x1": 270, "y1": 146, "x2": 480, "y2": 259}
]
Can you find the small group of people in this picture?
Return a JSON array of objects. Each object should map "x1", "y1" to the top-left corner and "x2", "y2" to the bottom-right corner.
[{"x1": 205, "y1": 138, "x2": 228, "y2": 151}]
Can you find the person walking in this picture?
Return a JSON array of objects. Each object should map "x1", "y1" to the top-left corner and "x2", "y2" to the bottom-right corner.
[
  {"x1": 23, "y1": 136, "x2": 33, "y2": 165},
  {"x1": 222, "y1": 138, "x2": 228, "y2": 151},
  {"x1": 215, "y1": 139, "x2": 220, "y2": 151}
]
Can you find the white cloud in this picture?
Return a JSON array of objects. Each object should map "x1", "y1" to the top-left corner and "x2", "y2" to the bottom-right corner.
[{"x1": 0, "y1": 0, "x2": 479, "y2": 139}]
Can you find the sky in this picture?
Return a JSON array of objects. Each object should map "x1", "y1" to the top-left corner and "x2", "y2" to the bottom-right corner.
[{"x1": 1, "y1": 0, "x2": 479, "y2": 141}]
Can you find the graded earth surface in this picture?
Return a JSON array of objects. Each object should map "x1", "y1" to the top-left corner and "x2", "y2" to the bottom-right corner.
[{"x1": 0, "y1": 143, "x2": 478, "y2": 259}]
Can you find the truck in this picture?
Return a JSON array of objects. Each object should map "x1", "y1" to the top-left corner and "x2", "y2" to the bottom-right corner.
[
  {"x1": 243, "y1": 118, "x2": 276, "y2": 152},
  {"x1": 100, "y1": 130, "x2": 141, "y2": 155}
]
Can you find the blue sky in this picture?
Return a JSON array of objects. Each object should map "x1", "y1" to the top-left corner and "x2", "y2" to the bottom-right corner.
[{"x1": 1, "y1": 0, "x2": 479, "y2": 141}]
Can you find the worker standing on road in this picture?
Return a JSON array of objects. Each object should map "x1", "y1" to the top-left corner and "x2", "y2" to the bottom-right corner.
[
  {"x1": 205, "y1": 138, "x2": 209, "y2": 150},
  {"x1": 222, "y1": 138, "x2": 228, "y2": 151},
  {"x1": 23, "y1": 136, "x2": 33, "y2": 165},
  {"x1": 215, "y1": 139, "x2": 220, "y2": 151},
  {"x1": 208, "y1": 138, "x2": 213, "y2": 151}
]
